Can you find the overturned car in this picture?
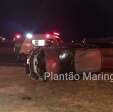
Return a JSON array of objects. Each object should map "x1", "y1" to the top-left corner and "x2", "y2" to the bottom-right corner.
[{"x1": 25, "y1": 39, "x2": 113, "y2": 80}]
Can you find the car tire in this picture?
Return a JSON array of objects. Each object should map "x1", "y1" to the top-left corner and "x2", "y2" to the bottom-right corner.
[{"x1": 29, "y1": 49, "x2": 46, "y2": 80}]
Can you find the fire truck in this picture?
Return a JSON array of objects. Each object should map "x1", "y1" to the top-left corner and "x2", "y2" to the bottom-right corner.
[
  {"x1": 13, "y1": 32, "x2": 63, "y2": 62},
  {"x1": 26, "y1": 38, "x2": 113, "y2": 80}
]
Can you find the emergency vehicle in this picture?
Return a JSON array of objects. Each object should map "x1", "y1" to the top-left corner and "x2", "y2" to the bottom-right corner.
[{"x1": 13, "y1": 32, "x2": 63, "y2": 61}]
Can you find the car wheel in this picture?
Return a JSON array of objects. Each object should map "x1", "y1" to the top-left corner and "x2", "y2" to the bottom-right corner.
[{"x1": 29, "y1": 49, "x2": 46, "y2": 80}]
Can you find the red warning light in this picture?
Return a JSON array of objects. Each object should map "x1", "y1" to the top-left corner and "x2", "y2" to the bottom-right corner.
[
  {"x1": 55, "y1": 36, "x2": 60, "y2": 38},
  {"x1": 46, "y1": 34, "x2": 50, "y2": 38},
  {"x1": 16, "y1": 34, "x2": 21, "y2": 39},
  {"x1": 53, "y1": 32, "x2": 60, "y2": 36}
]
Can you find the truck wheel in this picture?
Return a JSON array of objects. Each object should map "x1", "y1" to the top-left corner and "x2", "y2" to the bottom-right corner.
[{"x1": 29, "y1": 50, "x2": 46, "y2": 80}]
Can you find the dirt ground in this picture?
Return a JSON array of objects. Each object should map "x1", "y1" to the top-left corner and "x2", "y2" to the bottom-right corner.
[{"x1": 0, "y1": 66, "x2": 112, "y2": 112}]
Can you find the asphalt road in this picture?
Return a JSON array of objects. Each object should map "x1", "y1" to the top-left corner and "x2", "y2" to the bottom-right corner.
[{"x1": 0, "y1": 48, "x2": 113, "y2": 112}]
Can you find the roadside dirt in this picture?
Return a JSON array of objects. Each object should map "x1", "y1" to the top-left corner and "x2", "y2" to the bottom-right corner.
[{"x1": 0, "y1": 66, "x2": 113, "y2": 112}]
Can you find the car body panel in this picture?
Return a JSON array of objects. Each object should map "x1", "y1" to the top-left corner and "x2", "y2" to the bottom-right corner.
[
  {"x1": 75, "y1": 49, "x2": 101, "y2": 73},
  {"x1": 26, "y1": 45, "x2": 113, "y2": 79}
]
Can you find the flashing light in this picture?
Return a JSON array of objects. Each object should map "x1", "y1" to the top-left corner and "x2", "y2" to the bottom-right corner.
[
  {"x1": 26, "y1": 33, "x2": 33, "y2": 39},
  {"x1": 54, "y1": 36, "x2": 60, "y2": 38},
  {"x1": 53, "y1": 32, "x2": 60, "y2": 36},
  {"x1": 2, "y1": 38, "x2": 6, "y2": 41},
  {"x1": 46, "y1": 34, "x2": 50, "y2": 38},
  {"x1": 16, "y1": 34, "x2": 21, "y2": 39}
]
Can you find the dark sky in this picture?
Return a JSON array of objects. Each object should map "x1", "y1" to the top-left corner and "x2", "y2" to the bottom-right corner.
[{"x1": 0, "y1": 0, "x2": 112, "y2": 40}]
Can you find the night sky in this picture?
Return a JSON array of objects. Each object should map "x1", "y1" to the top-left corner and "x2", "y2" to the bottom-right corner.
[{"x1": 0, "y1": 0, "x2": 112, "y2": 40}]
